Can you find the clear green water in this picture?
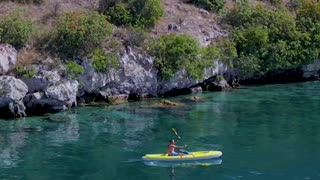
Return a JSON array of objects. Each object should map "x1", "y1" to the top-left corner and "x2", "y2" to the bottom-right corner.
[{"x1": 1, "y1": 81, "x2": 320, "y2": 180}]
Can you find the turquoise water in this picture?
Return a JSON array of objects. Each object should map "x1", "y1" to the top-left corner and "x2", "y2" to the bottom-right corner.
[{"x1": 1, "y1": 81, "x2": 320, "y2": 179}]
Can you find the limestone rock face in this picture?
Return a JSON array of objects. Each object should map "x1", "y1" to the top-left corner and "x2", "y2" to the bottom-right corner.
[
  {"x1": 0, "y1": 44, "x2": 17, "y2": 75},
  {"x1": 203, "y1": 61, "x2": 229, "y2": 79},
  {"x1": 158, "y1": 69, "x2": 199, "y2": 95},
  {"x1": 302, "y1": 60, "x2": 320, "y2": 79},
  {"x1": 206, "y1": 79, "x2": 231, "y2": 91},
  {"x1": 45, "y1": 80, "x2": 79, "y2": 107},
  {"x1": 0, "y1": 76, "x2": 28, "y2": 118},
  {"x1": 24, "y1": 80, "x2": 79, "y2": 115},
  {"x1": 25, "y1": 92, "x2": 68, "y2": 114},
  {"x1": 21, "y1": 63, "x2": 64, "y2": 94},
  {"x1": 79, "y1": 47, "x2": 158, "y2": 98},
  {"x1": 159, "y1": 61, "x2": 230, "y2": 96},
  {"x1": 202, "y1": 75, "x2": 231, "y2": 92},
  {"x1": 0, "y1": 76, "x2": 28, "y2": 107},
  {"x1": 19, "y1": 65, "x2": 79, "y2": 115}
]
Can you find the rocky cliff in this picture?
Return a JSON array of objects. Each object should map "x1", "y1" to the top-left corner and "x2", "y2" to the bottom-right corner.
[
  {"x1": 0, "y1": 43, "x2": 230, "y2": 118},
  {"x1": 1, "y1": 40, "x2": 319, "y2": 119}
]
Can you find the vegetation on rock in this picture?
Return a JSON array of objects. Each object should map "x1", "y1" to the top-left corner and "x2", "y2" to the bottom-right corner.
[
  {"x1": 188, "y1": 0, "x2": 226, "y2": 12},
  {"x1": 149, "y1": 34, "x2": 217, "y2": 80},
  {"x1": 0, "y1": 12, "x2": 33, "y2": 48},
  {"x1": 15, "y1": 66, "x2": 36, "y2": 78},
  {"x1": 223, "y1": 0, "x2": 320, "y2": 78},
  {"x1": 54, "y1": 11, "x2": 113, "y2": 57},
  {"x1": 296, "y1": 0, "x2": 320, "y2": 64},
  {"x1": 91, "y1": 48, "x2": 120, "y2": 73},
  {"x1": 66, "y1": 61, "x2": 84, "y2": 79},
  {"x1": 100, "y1": 0, "x2": 164, "y2": 29}
]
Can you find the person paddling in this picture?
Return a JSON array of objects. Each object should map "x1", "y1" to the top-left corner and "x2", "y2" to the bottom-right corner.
[{"x1": 167, "y1": 139, "x2": 187, "y2": 156}]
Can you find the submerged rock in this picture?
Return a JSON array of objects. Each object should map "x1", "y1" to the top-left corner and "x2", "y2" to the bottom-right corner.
[
  {"x1": 189, "y1": 96, "x2": 203, "y2": 102},
  {"x1": 44, "y1": 114, "x2": 74, "y2": 123},
  {"x1": 149, "y1": 100, "x2": 184, "y2": 108},
  {"x1": 107, "y1": 94, "x2": 129, "y2": 104}
]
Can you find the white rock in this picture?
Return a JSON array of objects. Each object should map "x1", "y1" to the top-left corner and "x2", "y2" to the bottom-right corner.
[
  {"x1": 0, "y1": 76, "x2": 28, "y2": 107},
  {"x1": 0, "y1": 44, "x2": 17, "y2": 74}
]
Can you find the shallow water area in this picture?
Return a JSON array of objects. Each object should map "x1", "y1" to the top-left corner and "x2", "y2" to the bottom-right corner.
[{"x1": 0, "y1": 81, "x2": 320, "y2": 179}]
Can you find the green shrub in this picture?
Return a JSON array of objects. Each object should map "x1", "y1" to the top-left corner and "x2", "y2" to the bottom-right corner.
[
  {"x1": 204, "y1": 37, "x2": 237, "y2": 67},
  {"x1": 128, "y1": 0, "x2": 164, "y2": 29},
  {"x1": 15, "y1": 66, "x2": 36, "y2": 78},
  {"x1": 55, "y1": 11, "x2": 113, "y2": 57},
  {"x1": 66, "y1": 61, "x2": 84, "y2": 79},
  {"x1": 91, "y1": 48, "x2": 120, "y2": 73},
  {"x1": 224, "y1": 4, "x2": 310, "y2": 77},
  {"x1": 294, "y1": 0, "x2": 320, "y2": 64},
  {"x1": 105, "y1": 4, "x2": 132, "y2": 26},
  {"x1": 100, "y1": 0, "x2": 164, "y2": 29},
  {"x1": 0, "y1": 13, "x2": 33, "y2": 48},
  {"x1": 149, "y1": 34, "x2": 213, "y2": 80},
  {"x1": 188, "y1": 0, "x2": 225, "y2": 12},
  {"x1": 234, "y1": 55, "x2": 261, "y2": 78}
]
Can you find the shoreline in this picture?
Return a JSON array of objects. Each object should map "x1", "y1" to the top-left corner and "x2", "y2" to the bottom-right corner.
[{"x1": 1, "y1": 77, "x2": 319, "y2": 120}]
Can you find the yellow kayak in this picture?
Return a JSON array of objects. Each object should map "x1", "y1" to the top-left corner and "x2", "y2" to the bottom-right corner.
[{"x1": 142, "y1": 151, "x2": 222, "y2": 161}]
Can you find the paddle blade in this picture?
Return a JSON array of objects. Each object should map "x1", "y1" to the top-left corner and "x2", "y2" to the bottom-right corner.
[
  {"x1": 172, "y1": 128, "x2": 178, "y2": 135},
  {"x1": 172, "y1": 128, "x2": 181, "y2": 139}
]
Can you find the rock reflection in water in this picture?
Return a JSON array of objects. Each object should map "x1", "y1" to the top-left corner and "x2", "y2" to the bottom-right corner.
[
  {"x1": 46, "y1": 114, "x2": 79, "y2": 146},
  {"x1": 0, "y1": 131, "x2": 27, "y2": 168}
]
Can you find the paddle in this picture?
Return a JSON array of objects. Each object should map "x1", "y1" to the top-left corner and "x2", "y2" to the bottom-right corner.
[{"x1": 171, "y1": 128, "x2": 194, "y2": 157}]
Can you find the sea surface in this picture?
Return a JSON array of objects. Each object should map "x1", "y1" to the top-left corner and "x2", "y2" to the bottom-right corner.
[{"x1": 0, "y1": 81, "x2": 320, "y2": 180}]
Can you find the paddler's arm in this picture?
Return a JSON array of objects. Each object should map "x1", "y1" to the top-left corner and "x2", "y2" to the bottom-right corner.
[{"x1": 175, "y1": 145, "x2": 187, "y2": 149}]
